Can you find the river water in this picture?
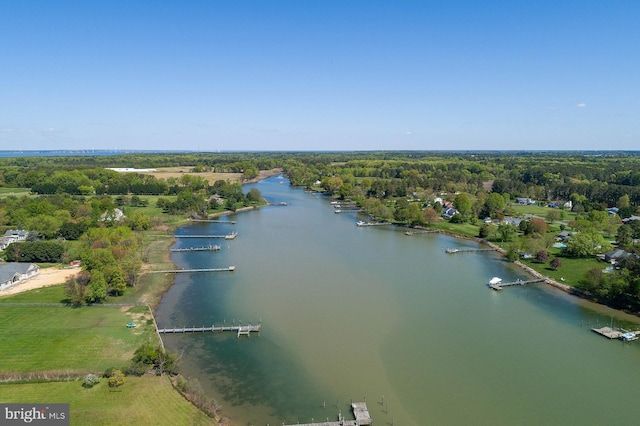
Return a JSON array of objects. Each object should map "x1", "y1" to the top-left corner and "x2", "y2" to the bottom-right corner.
[{"x1": 156, "y1": 175, "x2": 640, "y2": 426}]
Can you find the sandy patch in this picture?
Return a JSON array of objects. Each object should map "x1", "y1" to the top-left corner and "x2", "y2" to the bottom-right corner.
[{"x1": 0, "y1": 267, "x2": 80, "y2": 297}]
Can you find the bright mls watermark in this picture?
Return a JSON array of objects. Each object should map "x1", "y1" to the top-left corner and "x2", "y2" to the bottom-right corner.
[{"x1": 1, "y1": 404, "x2": 69, "y2": 425}]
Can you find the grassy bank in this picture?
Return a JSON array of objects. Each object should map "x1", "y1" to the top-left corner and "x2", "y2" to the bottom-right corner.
[
  {"x1": 0, "y1": 304, "x2": 158, "y2": 376},
  {"x1": 0, "y1": 217, "x2": 221, "y2": 425},
  {"x1": 0, "y1": 376, "x2": 215, "y2": 425}
]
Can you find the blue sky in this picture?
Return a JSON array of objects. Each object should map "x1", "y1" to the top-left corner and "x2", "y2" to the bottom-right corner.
[{"x1": 1, "y1": 1, "x2": 638, "y2": 151}]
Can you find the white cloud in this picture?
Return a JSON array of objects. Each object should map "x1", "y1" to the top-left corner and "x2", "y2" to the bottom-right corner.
[{"x1": 576, "y1": 102, "x2": 586, "y2": 108}]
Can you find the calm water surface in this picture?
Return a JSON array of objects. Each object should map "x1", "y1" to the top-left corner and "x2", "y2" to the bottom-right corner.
[{"x1": 156, "y1": 176, "x2": 640, "y2": 425}]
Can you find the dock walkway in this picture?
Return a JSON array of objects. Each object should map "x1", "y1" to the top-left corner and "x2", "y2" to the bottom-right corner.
[
  {"x1": 170, "y1": 245, "x2": 221, "y2": 252},
  {"x1": 592, "y1": 326, "x2": 640, "y2": 341},
  {"x1": 158, "y1": 323, "x2": 260, "y2": 338},
  {"x1": 283, "y1": 402, "x2": 372, "y2": 426},
  {"x1": 149, "y1": 266, "x2": 235, "y2": 273},
  {"x1": 174, "y1": 232, "x2": 237, "y2": 239},
  {"x1": 446, "y1": 248, "x2": 498, "y2": 254},
  {"x1": 489, "y1": 278, "x2": 546, "y2": 291}
]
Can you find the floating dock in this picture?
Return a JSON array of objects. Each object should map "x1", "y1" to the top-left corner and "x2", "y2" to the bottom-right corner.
[
  {"x1": 283, "y1": 402, "x2": 372, "y2": 426},
  {"x1": 158, "y1": 323, "x2": 260, "y2": 338}
]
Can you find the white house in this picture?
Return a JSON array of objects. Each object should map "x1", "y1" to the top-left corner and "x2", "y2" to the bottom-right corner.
[
  {"x1": 0, "y1": 263, "x2": 40, "y2": 291},
  {"x1": 0, "y1": 230, "x2": 30, "y2": 251}
]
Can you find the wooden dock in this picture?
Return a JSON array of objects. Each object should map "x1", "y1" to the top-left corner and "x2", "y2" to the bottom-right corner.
[
  {"x1": 188, "y1": 219, "x2": 237, "y2": 224},
  {"x1": 488, "y1": 278, "x2": 546, "y2": 290},
  {"x1": 149, "y1": 266, "x2": 235, "y2": 273},
  {"x1": 592, "y1": 327, "x2": 640, "y2": 341},
  {"x1": 446, "y1": 247, "x2": 498, "y2": 254},
  {"x1": 356, "y1": 221, "x2": 391, "y2": 227},
  {"x1": 283, "y1": 402, "x2": 372, "y2": 426},
  {"x1": 170, "y1": 245, "x2": 221, "y2": 252},
  {"x1": 158, "y1": 323, "x2": 260, "y2": 338},
  {"x1": 174, "y1": 232, "x2": 237, "y2": 240}
]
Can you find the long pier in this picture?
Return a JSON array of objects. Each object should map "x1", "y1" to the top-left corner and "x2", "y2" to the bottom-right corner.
[
  {"x1": 283, "y1": 402, "x2": 372, "y2": 426},
  {"x1": 158, "y1": 323, "x2": 260, "y2": 338},
  {"x1": 174, "y1": 232, "x2": 237, "y2": 240},
  {"x1": 188, "y1": 219, "x2": 237, "y2": 224},
  {"x1": 149, "y1": 266, "x2": 235, "y2": 273},
  {"x1": 170, "y1": 245, "x2": 221, "y2": 252},
  {"x1": 446, "y1": 247, "x2": 498, "y2": 254},
  {"x1": 489, "y1": 278, "x2": 546, "y2": 290}
]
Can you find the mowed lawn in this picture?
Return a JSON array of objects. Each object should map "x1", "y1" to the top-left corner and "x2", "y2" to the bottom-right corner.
[
  {"x1": 0, "y1": 304, "x2": 158, "y2": 374},
  {"x1": 0, "y1": 375, "x2": 215, "y2": 426}
]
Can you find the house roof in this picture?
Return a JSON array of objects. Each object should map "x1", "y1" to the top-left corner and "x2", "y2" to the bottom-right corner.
[
  {"x1": 622, "y1": 216, "x2": 640, "y2": 223},
  {"x1": 4, "y1": 229, "x2": 28, "y2": 238},
  {"x1": 0, "y1": 263, "x2": 38, "y2": 283},
  {"x1": 604, "y1": 249, "x2": 630, "y2": 261}
]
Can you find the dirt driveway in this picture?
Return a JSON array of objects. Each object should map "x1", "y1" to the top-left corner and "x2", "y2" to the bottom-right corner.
[{"x1": 0, "y1": 267, "x2": 80, "y2": 297}]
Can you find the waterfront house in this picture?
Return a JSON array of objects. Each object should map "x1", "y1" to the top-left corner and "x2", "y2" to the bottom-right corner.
[
  {"x1": 516, "y1": 197, "x2": 534, "y2": 205},
  {"x1": 503, "y1": 217, "x2": 523, "y2": 227},
  {"x1": 0, "y1": 263, "x2": 40, "y2": 291},
  {"x1": 604, "y1": 249, "x2": 631, "y2": 264},
  {"x1": 622, "y1": 215, "x2": 640, "y2": 224},
  {"x1": 0, "y1": 237, "x2": 14, "y2": 251},
  {"x1": 4, "y1": 229, "x2": 29, "y2": 241},
  {"x1": 442, "y1": 206, "x2": 458, "y2": 219}
]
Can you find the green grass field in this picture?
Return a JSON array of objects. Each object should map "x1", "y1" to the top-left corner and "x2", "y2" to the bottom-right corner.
[
  {"x1": 0, "y1": 284, "x2": 68, "y2": 304},
  {"x1": 0, "y1": 304, "x2": 158, "y2": 375},
  {"x1": 519, "y1": 254, "x2": 602, "y2": 289},
  {"x1": 509, "y1": 203, "x2": 578, "y2": 221},
  {"x1": 0, "y1": 376, "x2": 215, "y2": 426},
  {"x1": 433, "y1": 221, "x2": 480, "y2": 238},
  {"x1": 0, "y1": 187, "x2": 31, "y2": 197}
]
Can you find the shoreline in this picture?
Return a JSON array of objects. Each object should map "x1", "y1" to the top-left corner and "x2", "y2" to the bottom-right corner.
[
  {"x1": 409, "y1": 226, "x2": 607, "y2": 313},
  {"x1": 414, "y1": 226, "x2": 585, "y2": 296}
]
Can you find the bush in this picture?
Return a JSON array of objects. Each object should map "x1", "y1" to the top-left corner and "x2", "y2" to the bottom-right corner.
[
  {"x1": 125, "y1": 362, "x2": 149, "y2": 377},
  {"x1": 103, "y1": 367, "x2": 117, "y2": 378},
  {"x1": 82, "y1": 374, "x2": 100, "y2": 388},
  {"x1": 107, "y1": 369, "x2": 125, "y2": 388}
]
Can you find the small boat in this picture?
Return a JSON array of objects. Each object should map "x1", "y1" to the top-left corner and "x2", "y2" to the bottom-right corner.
[
  {"x1": 356, "y1": 221, "x2": 367, "y2": 227},
  {"x1": 334, "y1": 210, "x2": 341, "y2": 214},
  {"x1": 280, "y1": 202, "x2": 287, "y2": 206},
  {"x1": 620, "y1": 332, "x2": 638, "y2": 342},
  {"x1": 445, "y1": 248, "x2": 459, "y2": 253},
  {"x1": 489, "y1": 277, "x2": 502, "y2": 285}
]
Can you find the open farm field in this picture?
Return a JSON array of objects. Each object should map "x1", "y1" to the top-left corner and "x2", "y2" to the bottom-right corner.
[
  {"x1": 0, "y1": 304, "x2": 158, "y2": 375},
  {"x1": 140, "y1": 167, "x2": 241, "y2": 184},
  {"x1": 0, "y1": 375, "x2": 215, "y2": 426}
]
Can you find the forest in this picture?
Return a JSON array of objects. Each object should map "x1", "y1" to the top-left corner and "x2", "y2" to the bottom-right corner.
[{"x1": 1, "y1": 150, "x2": 640, "y2": 312}]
